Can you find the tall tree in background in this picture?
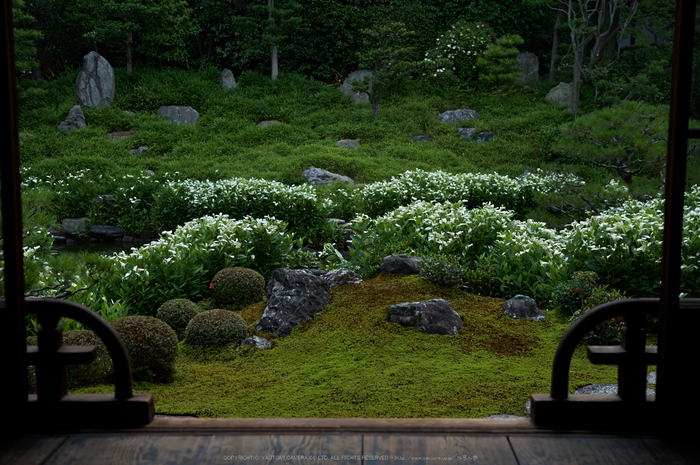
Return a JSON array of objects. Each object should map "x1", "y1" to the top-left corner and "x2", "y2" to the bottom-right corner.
[{"x1": 12, "y1": 0, "x2": 43, "y2": 76}]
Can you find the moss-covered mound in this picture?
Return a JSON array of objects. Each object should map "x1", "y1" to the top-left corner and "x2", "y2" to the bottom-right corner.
[
  {"x1": 185, "y1": 309, "x2": 248, "y2": 348},
  {"x1": 156, "y1": 298, "x2": 201, "y2": 340},
  {"x1": 210, "y1": 267, "x2": 265, "y2": 309},
  {"x1": 111, "y1": 315, "x2": 178, "y2": 382}
]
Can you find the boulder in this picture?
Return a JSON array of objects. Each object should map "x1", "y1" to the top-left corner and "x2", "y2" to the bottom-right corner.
[
  {"x1": 545, "y1": 82, "x2": 573, "y2": 106},
  {"x1": 575, "y1": 383, "x2": 655, "y2": 396},
  {"x1": 437, "y1": 109, "x2": 479, "y2": 123},
  {"x1": 339, "y1": 69, "x2": 373, "y2": 104},
  {"x1": 60, "y1": 217, "x2": 87, "y2": 237},
  {"x1": 58, "y1": 105, "x2": 87, "y2": 132},
  {"x1": 130, "y1": 146, "x2": 150, "y2": 156},
  {"x1": 475, "y1": 131, "x2": 497, "y2": 143},
  {"x1": 303, "y1": 166, "x2": 354, "y2": 185},
  {"x1": 258, "y1": 120, "x2": 282, "y2": 127},
  {"x1": 255, "y1": 268, "x2": 331, "y2": 337},
  {"x1": 157, "y1": 105, "x2": 199, "y2": 124},
  {"x1": 517, "y1": 52, "x2": 539, "y2": 82},
  {"x1": 89, "y1": 225, "x2": 124, "y2": 240},
  {"x1": 336, "y1": 139, "x2": 360, "y2": 150},
  {"x1": 319, "y1": 268, "x2": 363, "y2": 289},
  {"x1": 387, "y1": 299, "x2": 463, "y2": 335},
  {"x1": 647, "y1": 372, "x2": 656, "y2": 385},
  {"x1": 221, "y1": 69, "x2": 237, "y2": 89},
  {"x1": 240, "y1": 336, "x2": 271, "y2": 350},
  {"x1": 412, "y1": 135, "x2": 431, "y2": 143},
  {"x1": 76, "y1": 52, "x2": 115, "y2": 108},
  {"x1": 380, "y1": 254, "x2": 421, "y2": 275},
  {"x1": 458, "y1": 128, "x2": 476, "y2": 141},
  {"x1": 501, "y1": 295, "x2": 545, "y2": 321}
]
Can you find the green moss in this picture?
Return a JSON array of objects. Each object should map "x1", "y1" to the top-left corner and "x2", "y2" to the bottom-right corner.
[{"x1": 76, "y1": 275, "x2": 622, "y2": 418}]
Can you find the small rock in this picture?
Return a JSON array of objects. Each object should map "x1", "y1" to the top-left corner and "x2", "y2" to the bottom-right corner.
[
  {"x1": 130, "y1": 146, "x2": 150, "y2": 156},
  {"x1": 303, "y1": 166, "x2": 354, "y2": 185},
  {"x1": 575, "y1": 383, "x2": 655, "y2": 396},
  {"x1": 517, "y1": 52, "x2": 539, "y2": 82},
  {"x1": 60, "y1": 217, "x2": 88, "y2": 237},
  {"x1": 647, "y1": 372, "x2": 656, "y2": 385},
  {"x1": 89, "y1": 225, "x2": 124, "y2": 240},
  {"x1": 475, "y1": 132, "x2": 497, "y2": 143},
  {"x1": 458, "y1": 128, "x2": 476, "y2": 141},
  {"x1": 518, "y1": 169, "x2": 538, "y2": 180},
  {"x1": 58, "y1": 105, "x2": 87, "y2": 132},
  {"x1": 486, "y1": 414, "x2": 528, "y2": 419},
  {"x1": 339, "y1": 70, "x2": 373, "y2": 104},
  {"x1": 387, "y1": 299, "x2": 463, "y2": 335},
  {"x1": 336, "y1": 139, "x2": 360, "y2": 149},
  {"x1": 157, "y1": 105, "x2": 199, "y2": 124},
  {"x1": 258, "y1": 120, "x2": 282, "y2": 127},
  {"x1": 240, "y1": 336, "x2": 271, "y2": 350},
  {"x1": 412, "y1": 135, "x2": 431, "y2": 143},
  {"x1": 545, "y1": 82, "x2": 573, "y2": 106},
  {"x1": 319, "y1": 268, "x2": 363, "y2": 289},
  {"x1": 380, "y1": 254, "x2": 421, "y2": 275},
  {"x1": 221, "y1": 69, "x2": 237, "y2": 89},
  {"x1": 501, "y1": 295, "x2": 545, "y2": 321},
  {"x1": 107, "y1": 131, "x2": 133, "y2": 141},
  {"x1": 437, "y1": 109, "x2": 479, "y2": 123}
]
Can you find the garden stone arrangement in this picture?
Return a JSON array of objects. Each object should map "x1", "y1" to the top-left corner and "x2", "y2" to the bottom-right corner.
[
  {"x1": 75, "y1": 51, "x2": 115, "y2": 108},
  {"x1": 387, "y1": 299, "x2": 464, "y2": 336},
  {"x1": 58, "y1": 105, "x2": 86, "y2": 132}
]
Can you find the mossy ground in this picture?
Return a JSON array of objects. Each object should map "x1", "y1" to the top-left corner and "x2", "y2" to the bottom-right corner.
[{"x1": 74, "y1": 275, "x2": 638, "y2": 418}]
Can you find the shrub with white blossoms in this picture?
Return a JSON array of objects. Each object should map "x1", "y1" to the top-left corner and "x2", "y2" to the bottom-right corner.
[
  {"x1": 103, "y1": 214, "x2": 299, "y2": 315},
  {"x1": 424, "y1": 21, "x2": 494, "y2": 83}
]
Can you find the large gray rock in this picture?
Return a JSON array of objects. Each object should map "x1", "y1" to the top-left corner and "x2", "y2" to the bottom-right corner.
[
  {"x1": 157, "y1": 105, "x2": 199, "y2": 124},
  {"x1": 255, "y1": 268, "x2": 331, "y2": 337},
  {"x1": 437, "y1": 109, "x2": 479, "y2": 123},
  {"x1": 387, "y1": 299, "x2": 463, "y2": 335},
  {"x1": 76, "y1": 52, "x2": 115, "y2": 108},
  {"x1": 303, "y1": 166, "x2": 354, "y2": 185},
  {"x1": 58, "y1": 105, "x2": 87, "y2": 132},
  {"x1": 339, "y1": 69, "x2": 373, "y2": 104},
  {"x1": 221, "y1": 69, "x2": 237, "y2": 89},
  {"x1": 545, "y1": 82, "x2": 573, "y2": 106},
  {"x1": 240, "y1": 336, "x2": 271, "y2": 350},
  {"x1": 60, "y1": 217, "x2": 87, "y2": 237},
  {"x1": 502, "y1": 295, "x2": 545, "y2": 321},
  {"x1": 517, "y1": 52, "x2": 539, "y2": 82},
  {"x1": 380, "y1": 254, "x2": 421, "y2": 275}
]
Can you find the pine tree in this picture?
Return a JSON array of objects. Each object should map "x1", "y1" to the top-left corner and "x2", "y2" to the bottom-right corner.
[{"x1": 476, "y1": 34, "x2": 524, "y2": 96}]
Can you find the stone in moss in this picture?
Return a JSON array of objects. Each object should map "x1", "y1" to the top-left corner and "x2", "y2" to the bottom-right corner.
[
  {"x1": 111, "y1": 315, "x2": 178, "y2": 382},
  {"x1": 156, "y1": 298, "x2": 201, "y2": 340},
  {"x1": 185, "y1": 309, "x2": 247, "y2": 348},
  {"x1": 210, "y1": 267, "x2": 265, "y2": 309}
]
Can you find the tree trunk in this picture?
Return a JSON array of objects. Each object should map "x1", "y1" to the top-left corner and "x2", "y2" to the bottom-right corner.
[
  {"x1": 550, "y1": 2, "x2": 564, "y2": 82},
  {"x1": 126, "y1": 31, "x2": 133, "y2": 74},
  {"x1": 269, "y1": 0, "x2": 277, "y2": 80}
]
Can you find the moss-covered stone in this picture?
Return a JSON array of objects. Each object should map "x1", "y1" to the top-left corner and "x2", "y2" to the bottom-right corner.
[
  {"x1": 185, "y1": 309, "x2": 248, "y2": 348},
  {"x1": 111, "y1": 315, "x2": 178, "y2": 382},
  {"x1": 210, "y1": 267, "x2": 265, "y2": 309},
  {"x1": 156, "y1": 298, "x2": 201, "y2": 340}
]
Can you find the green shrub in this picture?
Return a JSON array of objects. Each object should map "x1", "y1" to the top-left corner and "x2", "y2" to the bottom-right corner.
[
  {"x1": 156, "y1": 299, "x2": 201, "y2": 340},
  {"x1": 551, "y1": 271, "x2": 599, "y2": 315},
  {"x1": 424, "y1": 21, "x2": 494, "y2": 84},
  {"x1": 111, "y1": 315, "x2": 178, "y2": 382},
  {"x1": 570, "y1": 287, "x2": 626, "y2": 345},
  {"x1": 210, "y1": 267, "x2": 266, "y2": 310},
  {"x1": 419, "y1": 254, "x2": 463, "y2": 288},
  {"x1": 184, "y1": 309, "x2": 248, "y2": 348},
  {"x1": 26, "y1": 330, "x2": 114, "y2": 392}
]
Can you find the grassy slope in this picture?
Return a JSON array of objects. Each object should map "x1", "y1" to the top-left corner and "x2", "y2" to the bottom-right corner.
[{"x1": 78, "y1": 275, "x2": 622, "y2": 418}]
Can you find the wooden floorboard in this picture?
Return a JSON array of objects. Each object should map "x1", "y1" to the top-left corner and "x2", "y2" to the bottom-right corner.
[{"x1": 2, "y1": 419, "x2": 698, "y2": 465}]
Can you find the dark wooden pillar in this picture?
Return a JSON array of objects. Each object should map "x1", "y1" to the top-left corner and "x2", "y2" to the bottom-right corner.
[
  {"x1": 0, "y1": 0, "x2": 28, "y2": 436},
  {"x1": 657, "y1": 0, "x2": 699, "y2": 436}
]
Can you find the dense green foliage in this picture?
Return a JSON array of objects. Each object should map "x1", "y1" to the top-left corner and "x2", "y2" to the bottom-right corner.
[
  {"x1": 209, "y1": 267, "x2": 265, "y2": 310},
  {"x1": 156, "y1": 298, "x2": 201, "y2": 339},
  {"x1": 111, "y1": 315, "x2": 179, "y2": 381},
  {"x1": 184, "y1": 309, "x2": 248, "y2": 347}
]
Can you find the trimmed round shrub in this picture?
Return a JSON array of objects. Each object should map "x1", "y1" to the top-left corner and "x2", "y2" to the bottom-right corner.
[
  {"x1": 26, "y1": 330, "x2": 114, "y2": 392},
  {"x1": 156, "y1": 298, "x2": 200, "y2": 340},
  {"x1": 111, "y1": 316, "x2": 178, "y2": 382},
  {"x1": 209, "y1": 267, "x2": 265, "y2": 309},
  {"x1": 184, "y1": 309, "x2": 248, "y2": 348}
]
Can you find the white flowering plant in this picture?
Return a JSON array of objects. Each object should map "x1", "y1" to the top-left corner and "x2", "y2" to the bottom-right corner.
[{"x1": 424, "y1": 21, "x2": 494, "y2": 83}]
